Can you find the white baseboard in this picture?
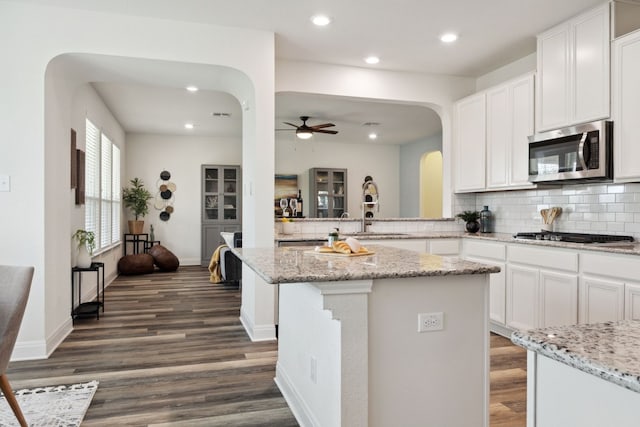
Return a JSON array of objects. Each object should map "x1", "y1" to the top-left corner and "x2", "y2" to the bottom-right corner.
[
  {"x1": 179, "y1": 257, "x2": 201, "y2": 266},
  {"x1": 11, "y1": 316, "x2": 73, "y2": 361},
  {"x1": 239, "y1": 307, "x2": 276, "y2": 342},
  {"x1": 275, "y1": 361, "x2": 318, "y2": 427},
  {"x1": 490, "y1": 321, "x2": 515, "y2": 338}
]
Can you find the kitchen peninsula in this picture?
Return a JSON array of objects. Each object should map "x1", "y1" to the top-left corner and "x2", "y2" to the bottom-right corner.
[
  {"x1": 233, "y1": 244, "x2": 499, "y2": 427},
  {"x1": 512, "y1": 321, "x2": 640, "y2": 427}
]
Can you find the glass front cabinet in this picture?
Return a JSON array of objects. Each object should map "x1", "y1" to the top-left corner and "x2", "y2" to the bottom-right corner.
[
  {"x1": 201, "y1": 165, "x2": 241, "y2": 265},
  {"x1": 309, "y1": 168, "x2": 347, "y2": 218}
]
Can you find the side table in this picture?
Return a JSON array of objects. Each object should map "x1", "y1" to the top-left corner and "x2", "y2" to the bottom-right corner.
[
  {"x1": 124, "y1": 233, "x2": 148, "y2": 256},
  {"x1": 71, "y1": 262, "x2": 105, "y2": 321}
]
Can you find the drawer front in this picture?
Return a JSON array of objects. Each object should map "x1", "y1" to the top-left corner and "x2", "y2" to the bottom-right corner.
[
  {"x1": 581, "y1": 252, "x2": 640, "y2": 281},
  {"x1": 508, "y1": 244, "x2": 578, "y2": 272},
  {"x1": 464, "y1": 240, "x2": 506, "y2": 261},
  {"x1": 428, "y1": 239, "x2": 460, "y2": 255}
]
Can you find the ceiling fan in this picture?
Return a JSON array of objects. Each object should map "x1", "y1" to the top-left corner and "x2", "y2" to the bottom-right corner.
[{"x1": 278, "y1": 116, "x2": 338, "y2": 139}]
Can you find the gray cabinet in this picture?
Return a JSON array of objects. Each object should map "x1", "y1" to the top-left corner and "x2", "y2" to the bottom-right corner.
[
  {"x1": 308, "y1": 168, "x2": 347, "y2": 218},
  {"x1": 201, "y1": 165, "x2": 241, "y2": 266}
]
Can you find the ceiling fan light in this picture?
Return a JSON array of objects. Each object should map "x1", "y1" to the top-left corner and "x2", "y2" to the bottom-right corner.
[
  {"x1": 368, "y1": 132, "x2": 378, "y2": 140},
  {"x1": 296, "y1": 129, "x2": 313, "y2": 139}
]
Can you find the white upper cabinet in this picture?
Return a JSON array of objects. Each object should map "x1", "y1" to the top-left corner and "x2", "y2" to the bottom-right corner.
[
  {"x1": 486, "y1": 73, "x2": 535, "y2": 189},
  {"x1": 454, "y1": 92, "x2": 486, "y2": 192},
  {"x1": 613, "y1": 29, "x2": 640, "y2": 182},
  {"x1": 536, "y1": 3, "x2": 610, "y2": 132},
  {"x1": 455, "y1": 73, "x2": 534, "y2": 193}
]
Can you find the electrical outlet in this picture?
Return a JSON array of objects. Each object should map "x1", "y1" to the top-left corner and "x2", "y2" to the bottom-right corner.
[
  {"x1": 310, "y1": 356, "x2": 317, "y2": 384},
  {"x1": 418, "y1": 312, "x2": 444, "y2": 332}
]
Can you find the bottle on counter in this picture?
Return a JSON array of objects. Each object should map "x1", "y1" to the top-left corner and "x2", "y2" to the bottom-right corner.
[
  {"x1": 480, "y1": 206, "x2": 492, "y2": 233},
  {"x1": 328, "y1": 228, "x2": 339, "y2": 247},
  {"x1": 297, "y1": 189, "x2": 304, "y2": 218}
]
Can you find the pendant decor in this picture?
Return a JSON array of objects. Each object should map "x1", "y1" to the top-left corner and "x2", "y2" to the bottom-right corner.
[{"x1": 154, "y1": 170, "x2": 176, "y2": 221}]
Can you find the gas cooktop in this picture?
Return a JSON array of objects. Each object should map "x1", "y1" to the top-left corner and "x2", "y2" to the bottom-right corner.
[{"x1": 513, "y1": 231, "x2": 634, "y2": 244}]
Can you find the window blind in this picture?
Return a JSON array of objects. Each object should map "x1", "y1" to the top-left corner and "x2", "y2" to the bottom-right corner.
[{"x1": 84, "y1": 118, "x2": 121, "y2": 252}]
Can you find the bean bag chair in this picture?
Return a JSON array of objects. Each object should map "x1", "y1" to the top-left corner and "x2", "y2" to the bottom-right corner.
[
  {"x1": 118, "y1": 253, "x2": 155, "y2": 275},
  {"x1": 148, "y1": 244, "x2": 180, "y2": 272}
]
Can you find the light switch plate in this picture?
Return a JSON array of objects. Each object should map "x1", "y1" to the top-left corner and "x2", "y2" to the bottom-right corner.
[{"x1": 0, "y1": 175, "x2": 10, "y2": 192}]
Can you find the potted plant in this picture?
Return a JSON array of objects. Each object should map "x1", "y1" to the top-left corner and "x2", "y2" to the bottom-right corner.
[
  {"x1": 122, "y1": 177, "x2": 152, "y2": 234},
  {"x1": 72, "y1": 229, "x2": 95, "y2": 268},
  {"x1": 456, "y1": 210, "x2": 481, "y2": 233}
]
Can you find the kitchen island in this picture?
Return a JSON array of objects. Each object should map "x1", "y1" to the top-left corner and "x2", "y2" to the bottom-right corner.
[
  {"x1": 233, "y1": 244, "x2": 499, "y2": 427},
  {"x1": 512, "y1": 321, "x2": 640, "y2": 427}
]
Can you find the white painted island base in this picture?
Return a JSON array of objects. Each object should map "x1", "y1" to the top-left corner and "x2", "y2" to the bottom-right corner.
[{"x1": 275, "y1": 274, "x2": 490, "y2": 427}]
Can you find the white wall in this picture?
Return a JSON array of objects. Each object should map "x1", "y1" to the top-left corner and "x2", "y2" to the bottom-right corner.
[
  {"x1": 475, "y1": 53, "x2": 536, "y2": 91},
  {"x1": 275, "y1": 138, "x2": 400, "y2": 218},
  {"x1": 125, "y1": 133, "x2": 242, "y2": 265},
  {"x1": 0, "y1": 0, "x2": 275, "y2": 358},
  {"x1": 399, "y1": 133, "x2": 443, "y2": 217}
]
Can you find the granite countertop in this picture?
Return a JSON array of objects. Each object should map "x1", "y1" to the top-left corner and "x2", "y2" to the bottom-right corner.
[
  {"x1": 511, "y1": 321, "x2": 640, "y2": 393},
  {"x1": 232, "y1": 244, "x2": 499, "y2": 284},
  {"x1": 275, "y1": 231, "x2": 640, "y2": 256}
]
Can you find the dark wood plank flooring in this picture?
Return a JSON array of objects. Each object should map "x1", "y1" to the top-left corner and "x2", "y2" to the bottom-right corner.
[{"x1": 6, "y1": 266, "x2": 526, "y2": 426}]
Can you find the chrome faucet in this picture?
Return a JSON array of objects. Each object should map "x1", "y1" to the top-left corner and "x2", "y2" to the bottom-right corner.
[
  {"x1": 361, "y1": 179, "x2": 379, "y2": 232},
  {"x1": 338, "y1": 212, "x2": 350, "y2": 233}
]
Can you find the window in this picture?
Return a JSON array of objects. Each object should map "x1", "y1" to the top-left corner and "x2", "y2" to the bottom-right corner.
[{"x1": 85, "y1": 118, "x2": 121, "y2": 251}]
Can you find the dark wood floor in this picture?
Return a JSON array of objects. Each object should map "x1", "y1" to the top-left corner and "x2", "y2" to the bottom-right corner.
[{"x1": 6, "y1": 266, "x2": 526, "y2": 426}]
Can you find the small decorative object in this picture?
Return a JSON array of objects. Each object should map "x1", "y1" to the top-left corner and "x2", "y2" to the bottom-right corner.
[
  {"x1": 455, "y1": 210, "x2": 481, "y2": 234},
  {"x1": 540, "y1": 206, "x2": 562, "y2": 232},
  {"x1": 328, "y1": 228, "x2": 339, "y2": 246},
  {"x1": 154, "y1": 171, "x2": 176, "y2": 220},
  {"x1": 72, "y1": 229, "x2": 95, "y2": 268},
  {"x1": 150, "y1": 224, "x2": 155, "y2": 241},
  {"x1": 122, "y1": 178, "x2": 152, "y2": 234},
  {"x1": 479, "y1": 206, "x2": 493, "y2": 233}
]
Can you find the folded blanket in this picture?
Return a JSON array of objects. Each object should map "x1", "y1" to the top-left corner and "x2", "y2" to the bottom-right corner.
[{"x1": 208, "y1": 244, "x2": 227, "y2": 283}]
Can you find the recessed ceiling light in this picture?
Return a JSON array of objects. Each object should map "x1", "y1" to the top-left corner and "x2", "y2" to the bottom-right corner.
[
  {"x1": 186, "y1": 85, "x2": 199, "y2": 92},
  {"x1": 368, "y1": 132, "x2": 378, "y2": 140},
  {"x1": 212, "y1": 112, "x2": 231, "y2": 118},
  {"x1": 184, "y1": 123, "x2": 194, "y2": 129},
  {"x1": 364, "y1": 56, "x2": 380, "y2": 65},
  {"x1": 440, "y1": 33, "x2": 458, "y2": 43},
  {"x1": 311, "y1": 15, "x2": 331, "y2": 26}
]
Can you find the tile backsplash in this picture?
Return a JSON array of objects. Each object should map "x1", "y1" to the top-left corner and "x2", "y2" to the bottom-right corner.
[{"x1": 469, "y1": 183, "x2": 640, "y2": 239}]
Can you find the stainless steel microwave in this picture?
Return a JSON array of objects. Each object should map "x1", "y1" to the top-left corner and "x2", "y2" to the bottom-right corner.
[{"x1": 528, "y1": 120, "x2": 612, "y2": 183}]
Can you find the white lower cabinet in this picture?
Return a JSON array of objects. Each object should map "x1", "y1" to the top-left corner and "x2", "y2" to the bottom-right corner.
[
  {"x1": 425, "y1": 238, "x2": 459, "y2": 256},
  {"x1": 506, "y1": 265, "x2": 539, "y2": 330},
  {"x1": 579, "y1": 277, "x2": 625, "y2": 323},
  {"x1": 579, "y1": 251, "x2": 640, "y2": 323},
  {"x1": 625, "y1": 283, "x2": 640, "y2": 320},
  {"x1": 506, "y1": 245, "x2": 578, "y2": 331},
  {"x1": 362, "y1": 239, "x2": 427, "y2": 252},
  {"x1": 540, "y1": 270, "x2": 579, "y2": 327},
  {"x1": 462, "y1": 240, "x2": 507, "y2": 327}
]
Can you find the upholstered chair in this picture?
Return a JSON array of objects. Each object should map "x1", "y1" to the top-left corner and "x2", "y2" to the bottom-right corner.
[{"x1": 0, "y1": 265, "x2": 34, "y2": 427}]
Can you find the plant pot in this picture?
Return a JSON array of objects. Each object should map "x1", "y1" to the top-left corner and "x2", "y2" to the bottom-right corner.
[
  {"x1": 77, "y1": 245, "x2": 92, "y2": 268},
  {"x1": 465, "y1": 221, "x2": 480, "y2": 233},
  {"x1": 128, "y1": 220, "x2": 144, "y2": 234}
]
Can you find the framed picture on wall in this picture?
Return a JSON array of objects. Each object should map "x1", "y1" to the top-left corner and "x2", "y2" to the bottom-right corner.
[
  {"x1": 274, "y1": 174, "x2": 298, "y2": 216},
  {"x1": 75, "y1": 149, "x2": 85, "y2": 205},
  {"x1": 70, "y1": 128, "x2": 77, "y2": 189}
]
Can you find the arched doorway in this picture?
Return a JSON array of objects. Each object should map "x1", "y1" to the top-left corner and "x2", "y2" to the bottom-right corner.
[{"x1": 420, "y1": 150, "x2": 442, "y2": 218}]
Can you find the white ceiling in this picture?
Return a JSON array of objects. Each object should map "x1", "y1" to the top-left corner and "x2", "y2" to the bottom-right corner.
[{"x1": 25, "y1": 0, "x2": 607, "y2": 143}]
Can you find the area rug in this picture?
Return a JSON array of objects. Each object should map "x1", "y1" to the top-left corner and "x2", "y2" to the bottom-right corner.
[{"x1": 0, "y1": 380, "x2": 98, "y2": 427}]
